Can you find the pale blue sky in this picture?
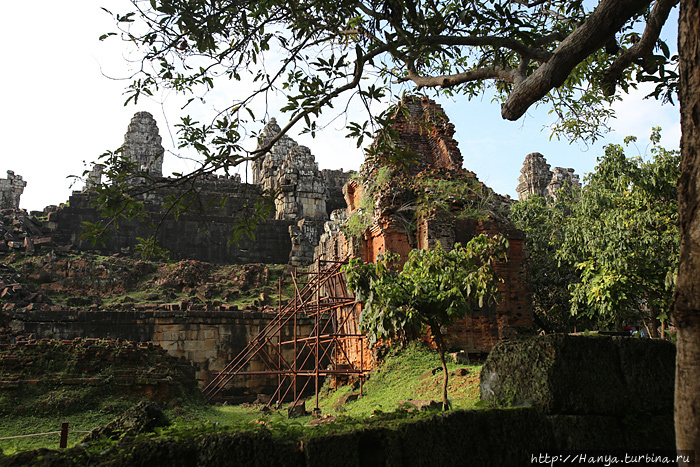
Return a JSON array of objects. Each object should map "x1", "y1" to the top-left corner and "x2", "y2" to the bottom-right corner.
[{"x1": 0, "y1": 1, "x2": 681, "y2": 211}]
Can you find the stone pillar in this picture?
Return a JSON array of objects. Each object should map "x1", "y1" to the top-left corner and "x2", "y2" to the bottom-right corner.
[
  {"x1": 123, "y1": 112, "x2": 164, "y2": 177},
  {"x1": 0, "y1": 170, "x2": 27, "y2": 209},
  {"x1": 85, "y1": 164, "x2": 105, "y2": 189}
]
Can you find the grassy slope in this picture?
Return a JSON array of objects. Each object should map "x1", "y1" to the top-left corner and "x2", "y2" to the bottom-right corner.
[
  {"x1": 0, "y1": 343, "x2": 481, "y2": 456},
  {"x1": 316, "y1": 342, "x2": 481, "y2": 417}
]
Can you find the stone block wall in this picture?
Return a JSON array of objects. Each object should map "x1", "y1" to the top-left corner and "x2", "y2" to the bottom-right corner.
[
  {"x1": 0, "y1": 338, "x2": 197, "y2": 404},
  {"x1": 289, "y1": 218, "x2": 326, "y2": 266},
  {"x1": 481, "y1": 334, "x2": 675, "y2": 429},
  {"x1": 9, "y1": 309, "x2": 318, "y2": 400},
  {"x1": 48, "y1": 180, "x2": 295, "y2": 265}
]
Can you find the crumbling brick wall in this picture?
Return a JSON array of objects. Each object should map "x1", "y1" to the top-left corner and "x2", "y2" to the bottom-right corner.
[
  {"x1": 375, "y1": 96, "x2": 463, "y2": 175},
  {"x1": 418, "y1": 216, "x2": 533, "y2": 352}
]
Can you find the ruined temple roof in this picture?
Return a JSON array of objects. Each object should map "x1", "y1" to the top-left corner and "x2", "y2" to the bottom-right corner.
[{"x1": 367, "y1": 96, "x2": 464, "y2": 176}]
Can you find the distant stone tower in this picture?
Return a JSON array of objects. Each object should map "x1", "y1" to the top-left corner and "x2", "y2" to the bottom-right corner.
[
  {"x1": 253, "y1": 118, "x2": 327, "y2": 220},
  {"x1": 547, "y1": 167, "x2": 580, "y2": 199},
  {"x1": 122, "y1": 112, "x2": 164, "y2": 177},
  {"x1": 0, "y1": 170, "x2": 27, "y2": 210},
  {"x1": 516, "y1": 153, "x2": 552, "y2": 201},
  {"x1": 517, "y1": 152, "x2": 580, "y2": 201}
]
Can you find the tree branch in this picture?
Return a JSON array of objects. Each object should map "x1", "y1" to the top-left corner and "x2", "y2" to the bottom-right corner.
[
  {"x1": 601, "y1": 0, "x2": 679, "y2": 96},
  {"x1": 397, "y1": 66, "x2": 522, "y2": 89},
  {"x1": 250, "y1": 43, "x2": 389, "y2": 157},
  {"x1": 420, "y1": 35, "x2": 555, "y2": 62},
  {"x1": 501, "y1": 0, "x2": 653, "y2": 121}
]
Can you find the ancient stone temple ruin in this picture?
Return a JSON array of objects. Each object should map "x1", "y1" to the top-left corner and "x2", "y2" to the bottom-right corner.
[
  {"x1": 2, "y1": 103, "x2": 540, "y2": 397},
  {"x1": 122, "y1": 111, "x2": 164, "y2": 177},
  {"x1": 253, "y1": 118, "x2": 328, "y2": 220},
  {"x1": 0, "y1": 171, "x2": 26, "y2": 210},
  {"x1": 44, "y1": 112, "x2": 353, "y2": 266},
  {"x1": 315, "y1": 96, "x2": 533, "y2": 354},
  {"x1": 516, "y1": 152, "x2": 580, "y2": 201}
]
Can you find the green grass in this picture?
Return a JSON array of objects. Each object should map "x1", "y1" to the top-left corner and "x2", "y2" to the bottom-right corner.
[
  {"x1": 0, "y1": 401, "x2": 137, "y2": 455},
  {"x1": 0, "y1": 343, "x2": 482, "y2": 456},
  {"x1": 315, "y1": 342, "x2": 481, "y2": 417}
]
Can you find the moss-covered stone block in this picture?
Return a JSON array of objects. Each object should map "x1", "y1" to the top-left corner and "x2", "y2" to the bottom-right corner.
[
  {"x1": 480, "y1": 334, "x2": 675, "y2": 416},
  {"x1": 195, "y1": 431, "x2": 302, "y2": 467},
  {"x1": 613, "y1": 337, "x2": 675, "y2": 414}
]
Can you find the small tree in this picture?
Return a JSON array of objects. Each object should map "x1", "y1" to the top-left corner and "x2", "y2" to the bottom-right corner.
[{"x1": 344, "y1": 235, "x2": 508, "y2": 410}]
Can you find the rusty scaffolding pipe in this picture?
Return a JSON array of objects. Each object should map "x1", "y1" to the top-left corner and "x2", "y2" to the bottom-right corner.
[{"x1": 202, "y1": 259, "x2": 368, "y2": 408}]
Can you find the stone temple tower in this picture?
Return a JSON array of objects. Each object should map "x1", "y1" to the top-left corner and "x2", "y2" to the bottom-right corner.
[
  {"x1": 516, "y1": 152, "x2": 580, "y2": 201},
  {"x1": 516, "y1": 152, "x2": 552, "y2": 201},
  {"x1": 122, "y1": 112, "x2": 164, "y2": 177},
  {"x1": 253, "y1": 118, "x2": 327, "y2": 220}
]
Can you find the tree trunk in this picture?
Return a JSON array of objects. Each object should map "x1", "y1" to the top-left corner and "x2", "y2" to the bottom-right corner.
[
  {"x1": 674, "y1": 0, "x2": 700, "y2": 460},
  {"x1": 431, "y1": 325, "x2": 450, "y2": 411},
  {"x1": 647, "y1": 302, "x2": 660, "y2": 338}
]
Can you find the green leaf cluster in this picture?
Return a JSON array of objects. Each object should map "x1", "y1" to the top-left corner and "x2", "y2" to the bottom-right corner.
[
  {"x1": 558, "y1": 128, "x2": 679, "y2": 330},
  {"x1": 344, "y1": 235, "x2": 508, "y2": 347}
]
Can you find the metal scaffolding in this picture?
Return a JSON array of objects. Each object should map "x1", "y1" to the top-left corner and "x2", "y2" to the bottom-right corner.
[{"x1": 202, "y1": 259, "x2": 368, "y2": 409}]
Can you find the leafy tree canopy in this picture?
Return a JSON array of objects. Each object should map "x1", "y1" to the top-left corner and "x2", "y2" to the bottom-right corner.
[
  {"x1": 558, "y1": 128, "x2": 680, "y2": 333},
  {"x1": 102, "y1": 0, "x2": 679, "y2": 173},
  {"x1": 93, "y1": 0, "x2": 679, "y2": 249},
  {"x1": 512, "y1": 129, "x2": 679, "y2": 334},
  {"x1": 509, "y1": 190, "x2": 584, "y2": 332}
]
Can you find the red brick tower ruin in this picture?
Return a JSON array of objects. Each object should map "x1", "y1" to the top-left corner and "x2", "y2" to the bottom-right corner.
[{"x1": 316, "y1": 96, "x2": 534, "y2": 354}]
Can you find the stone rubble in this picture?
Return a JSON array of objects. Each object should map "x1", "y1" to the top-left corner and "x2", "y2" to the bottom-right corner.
[{"x1": 0, "y1": 209, "x2": 53, "y2": 255}]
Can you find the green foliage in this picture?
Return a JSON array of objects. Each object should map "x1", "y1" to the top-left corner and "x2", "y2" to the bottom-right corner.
[
  {"x1": 134, "y1": 236, "x2": 171, "y2": 261},
  {"x1": 512, "y1": 130, "x2": 679, "y2": 332},
  {"x1": 344, "y1": 239, "x2": 508, "y2": 350},
  {"x1": 229, "y1": 190, "x2": 276, "y2": 244},
  {"x1": 342, "y1": 166, "x2": 393, "y2": 239},
  {"x1": 344, "y1": 236, "x2": 507, "y2": 408},
  {"x1": 96, "y1": 0, "x2": 677, "y2": 185},
  {"x1": 558, "y1": 129, "x2": 680, "y2": 331},
  {"x1": 343, "y1": 165, "x2": 502, "y2": 241},
  {"x1": 510, "y1": 192, "x2": 588, "y2": 332},
  {"x1": 345, "y1": 237, "x2": 508, "y2": 347}
]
